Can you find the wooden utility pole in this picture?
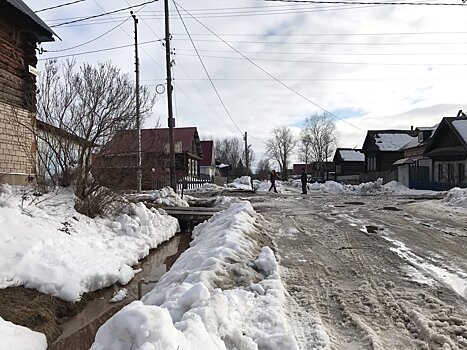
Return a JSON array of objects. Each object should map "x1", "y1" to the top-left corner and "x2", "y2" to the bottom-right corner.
[
  {"x1": 164, "y1": 0, "x2": 176, "y2": 192},
  {"x1": 244, "y1": 131, "x2": 249, "y2": 176},
  {"x1": 131, "y1": 11, "x2": 142, "y2": 193}
]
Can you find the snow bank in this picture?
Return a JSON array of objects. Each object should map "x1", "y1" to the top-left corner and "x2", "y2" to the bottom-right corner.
[
  {"x1": 0, "y1": 185, "x2": 179, "y2": 301},
  {"x1": 228, "y1": 176, "x2": 253, "y2": 190},
  {"x1": 295, "y1": 179, "x2": 441, "y2": 196},
  {"x1": 0, "y1": 316, "x2": 46, "y2": 350},
  {"x1": 187, "y1": 182, "x2": 225, "y2": 193},
  {"x1": 91, "y1": 201, "x2": 297, "y2": 350},
  {"x1": 443, "y1": 187, "x2": 467, "y2": 209},
  {"x1": 126, "y1": 186, "x2": 189, "y2": 207}
]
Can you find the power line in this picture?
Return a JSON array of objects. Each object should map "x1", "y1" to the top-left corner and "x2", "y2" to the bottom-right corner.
[
  {"x1": 171, "y1": 31, "x2": 467, "y2": 36},
  {"x1": 38, "y1": 39, "x2": 162, "y2": 61},
  {"x1": 171, "y1": 38, "x2": 467, "y2": 46},
  {"x1": 266, "y1": 0, "x2": 467, "y2": 5},
  {"x1": 172, "y1": 0, "x2": 244, "y2": 135},
  {"x1": 50, "y1": 0, "x2": 158, "y2": 28},
  {"x1": 176, "y1": 52, "x2": 467, "y2": 66},
  {"x1": 45, "y1": 16, "x2": 131, "y2": 52},
  {"x1": 174, "y1": 1, "x2": 366, "y2": 133},
  {"x1": 35, "y1": 0, "x2": 87, "y2": 13}
]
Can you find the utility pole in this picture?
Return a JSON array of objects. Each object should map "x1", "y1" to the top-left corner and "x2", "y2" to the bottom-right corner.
[
  {"x1": 244, "y1": 131, "x2": 249, "y2": 176},
  {"x1": 164, "y1": 0, "x2": 176, "y2": 192},
  {"x1": 131, "y1": 11, "x2": 142, "y2": 193}
]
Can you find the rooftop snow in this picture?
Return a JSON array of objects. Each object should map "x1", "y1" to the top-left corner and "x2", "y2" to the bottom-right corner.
[
  {"x1": 452, "y1": 120, "x2": 467, "y2": 143},
  {"x1": 339, "y1": 150, "x2": 365, "y2": 162},
  {"x1": 375, "y1": 133, "x2": 417, "y2": 151}
]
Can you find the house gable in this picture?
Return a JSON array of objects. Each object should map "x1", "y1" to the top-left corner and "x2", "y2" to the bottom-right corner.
[{"x1": 424, "y1": 117, "x2": 467, "y2": 158}]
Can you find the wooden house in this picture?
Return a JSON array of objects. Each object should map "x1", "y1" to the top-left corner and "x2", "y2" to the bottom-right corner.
[
  {"x1": 199, "y1": 140, "x2": 219, "y2": 177},
  {"x1": 96, "y1": 127, "x2": 203, "y2": 190},
  {"x1": 423, "y1": 116, "x2": 467, "y2": 190},
  {"x1": 0, "y1": 0, "x2": 55, "y2": 185},
  {"x1": 393, "y1": 126, "x2": 436, "y2": 188},
  {"x1": 333, "y1": 148, "x2": 365, "y2": 184},
  {"x1": 361, "y1": 130, "x2": 417, "y2": 183}
]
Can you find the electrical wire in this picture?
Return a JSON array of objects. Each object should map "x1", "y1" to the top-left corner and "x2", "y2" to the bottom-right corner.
[
  {"x1": 175, "y1": 52, "x2": 467, "y2": 66},
  {"x1": 266, "y1": 0, "x2": 467, "y2": 5},
  {"x1": 49, "y1": 0, "x2": 158, "y2": 28},
  {"x1": 173, "y1": 1, "x2": 365, "y2": 133},
  {"x1": 172, "y1": 0, "x2": 244, "y2": 135},
  {"x1": 38, "y1": 39, "x2": 162, "y2": 61},
  {"x1": 35, "y1": 0, "x2": 87, "y2": 13},
  {"x1": 45, "y1": 16, "x2": 131, "y2": 52}
]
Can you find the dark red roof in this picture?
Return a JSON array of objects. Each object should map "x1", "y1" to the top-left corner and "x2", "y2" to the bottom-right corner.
[
  {"x1": 103, "y1": 127, "x2": 202, "y2": 157},
  {"x1": 200, "y1": 141, "x2": 214, "y2": 166}
]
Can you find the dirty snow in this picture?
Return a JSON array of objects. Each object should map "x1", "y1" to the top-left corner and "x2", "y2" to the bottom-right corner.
[
  {"x1": 91, "y1": 201, "x2": 298, "y2": 350},
  {"x1": 109, "y1": 288, "x2": 128, "y2": 303},
  {"x1": 0, "y1": 316, "x2": 47, "y2": 350},
  {"x1": 0, "y1": 185, "x2": 179, "y2": 302},
  {"x1": 126, "y1": 186, "x2": 189, "y2": 207},
  {"x1": 443, "y1": 187, "x2": 467, "y2": 209},
  {"x1": 228, "y1": 176, "x2": 253, "y2": 190}
]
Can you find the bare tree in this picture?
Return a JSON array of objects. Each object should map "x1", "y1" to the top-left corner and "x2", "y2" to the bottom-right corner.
[
  {"x1": 37, "y1": 59, "x2": 155, "y2": 217},
  {"x1": 297, "y1": 129, "x2": 312, "y2": 169},
  {"x1": 255, "y1": 158, "x2": 271, "y2": 180},
  {"x1": 215, "y1": 137, "x2": 242, "y2": 175},
  {"x1": 303, "y1": 113, "x2": 337, "y2": 176},
  {"x1": 265, "y1": 126, "x2": 296, "y2": 181}
]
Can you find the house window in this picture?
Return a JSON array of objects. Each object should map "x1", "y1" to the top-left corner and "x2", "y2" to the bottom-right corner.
[
  {"x1": 459, "y1": 163, "x2": 465, "y2": 183},
  {"x1": 448, "y1": 164, "x2": 455, "y2": 183},
  {"x1": 367, "y1": 156, "x2": 376, "y2": 171},
  {"x1": 438, "y1": 164, "x2": 443, "y2": 181}
]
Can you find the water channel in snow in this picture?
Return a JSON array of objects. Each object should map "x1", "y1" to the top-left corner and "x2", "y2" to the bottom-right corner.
[{"x1": 49, "y1": 232, "x2": 191, "y2": 350}]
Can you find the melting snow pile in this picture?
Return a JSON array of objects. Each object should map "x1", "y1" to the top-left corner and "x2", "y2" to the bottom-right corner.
[
  {"x1": 0, "y1": 316, "x2": 47, "y2": 350},
  {"x1": 187, "y1": 182, "x2": 225, "y2": 193},
  {"x1": 91, "y1": 201, "x2": 298, "y2": 350},
  {"x1": 126, "y1": 186, "x2": 189, "y2": 207},
  {"x1": 228, "y1": 176, "x2": 253, "y2": 190},
  {"x1": 0, "y1": 185, "x2": 179, "y2": 302},
  {"x1": 306, "y1": 179, "x2": 440, "y2": 196},
  {"x1": 443, "y1": 187, "x2": 467, "y2": 209}
]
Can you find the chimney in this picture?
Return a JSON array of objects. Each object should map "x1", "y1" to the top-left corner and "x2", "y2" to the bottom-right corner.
[
  {"x1": 456, "y1": 109, "x2": 466, "y2": 118},
  {"x1": 410, "y1": 125, "x2": 413, "y2": 131}
]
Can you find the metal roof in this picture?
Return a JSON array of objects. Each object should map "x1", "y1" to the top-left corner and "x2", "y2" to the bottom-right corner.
[{"x1": 4, "y1": 0, "x2": 56, "y2": 42}]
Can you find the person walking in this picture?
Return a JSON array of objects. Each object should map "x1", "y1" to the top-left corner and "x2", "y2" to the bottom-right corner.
[
  {"x1": 268, "y1": 170, "x2": 278, "y2": 193},
  {"x1": 301, "y1": 167, "x2": 308, "y2": 194}
]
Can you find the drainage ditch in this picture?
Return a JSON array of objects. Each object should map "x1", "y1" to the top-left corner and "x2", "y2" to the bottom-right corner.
[{"x1": 49, "y1": 231, "x2": 192, "y2": 350}]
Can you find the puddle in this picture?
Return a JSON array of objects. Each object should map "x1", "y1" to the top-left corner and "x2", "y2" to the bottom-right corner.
[
  {"x1": 385, "y1": 236, "x2": 467, "y2": 299},
  {"x1": 50, "y1": 232, "x2": 191, "y2": 350},
  {"x1": 363, "y1": 225, "x2": 381, "y2": 234},
  {"x1": 344, "y1": 201, "x2": 365, "y2": 205},
  {"x1": 382, "y1": 207, "x2": 401, "y2": 211}
]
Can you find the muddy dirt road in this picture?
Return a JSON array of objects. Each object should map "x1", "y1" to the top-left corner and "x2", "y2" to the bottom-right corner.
[{"x1": 248, "y1": 191, "x2": 467, "y2": 350}]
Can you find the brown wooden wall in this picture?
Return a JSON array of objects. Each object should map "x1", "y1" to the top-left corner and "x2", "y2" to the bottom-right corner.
[{"x1": 0, "y1": 14, "x2": 38, "y2": 111}]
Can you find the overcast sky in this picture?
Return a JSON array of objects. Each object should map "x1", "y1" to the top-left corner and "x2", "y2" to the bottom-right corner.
[{"x1": 28, "y1": 0, "x2": 467, "y2": 167}]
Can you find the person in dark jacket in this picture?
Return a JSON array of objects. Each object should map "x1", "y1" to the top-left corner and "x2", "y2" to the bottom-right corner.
[
  {"x1": 268, "y1": 170, "x2": 278, "y2": 193},
  {"x1": 301, "y1": 167, "x2": 308, "y2": 194}
]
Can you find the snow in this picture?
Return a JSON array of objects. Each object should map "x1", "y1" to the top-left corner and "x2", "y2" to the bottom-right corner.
[
  {"x1": 339, "y1": 149, "x2": 365, "y2": 162},
  {"x1": 0, "y1": 317, "x2": 47, "y2": 350},
  {"x1": 228, "y1": 176, "x2": 253, "y2": 190},
  {"x1": 109, "y1": 288, "x2": 128, "y2": 303},
  {"x1": 374, "y1": 133, "x2": 417, "y2": 151},
  {"x1": 126, "y1": 187, "x2": 189, "y2": 207},
  {"x1": 187, "y1": 182, "x2": 225, "y2": 193},
  {"x1": 0, "y1": 185, "x2": 179, "y2": 301},
  {"x1": 305, "y1": 179, "x2": 441, "y2": 196},
  {"x1": 443, "y1": 187, "x2": 467, "y2": 209},
  {"x1": 91, "y1": 201, "x2": 298, "y2": 350},
  {"x1": 452, "y1": 119, "x2": 467, "y2": 143}
]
